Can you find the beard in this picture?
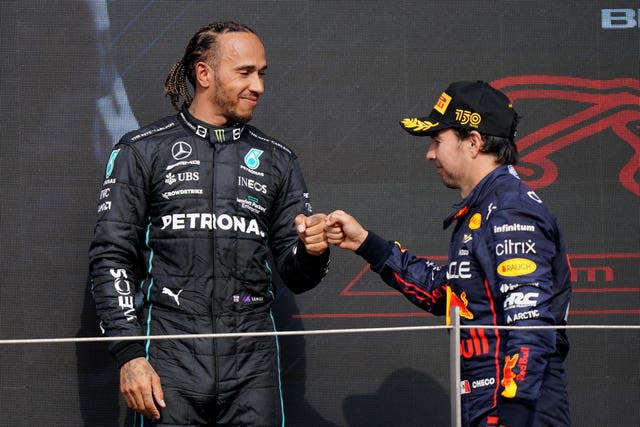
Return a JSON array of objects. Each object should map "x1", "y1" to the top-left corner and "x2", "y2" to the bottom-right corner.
[{"x1": 214, "y1": 75, "x2": 254, "y2": 125}]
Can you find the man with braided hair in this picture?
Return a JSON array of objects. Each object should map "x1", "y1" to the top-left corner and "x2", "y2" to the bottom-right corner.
[{"x1": 90, "y1": 21, "x2": 330, "y2": 426}]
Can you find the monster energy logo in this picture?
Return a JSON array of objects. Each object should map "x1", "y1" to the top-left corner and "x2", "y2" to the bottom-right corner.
[{"x1": 214, "y1": 129, "x2": 225, "y2": 142}]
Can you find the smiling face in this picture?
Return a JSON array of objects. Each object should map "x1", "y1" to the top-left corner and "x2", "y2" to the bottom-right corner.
[{"x1": 199, "y1": 32, "x2": 267, "y2": 125}]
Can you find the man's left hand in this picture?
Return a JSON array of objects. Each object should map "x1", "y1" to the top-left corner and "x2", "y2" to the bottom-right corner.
[{"x1": 295, "y1": 213, "x2": 329, "y2": 256}]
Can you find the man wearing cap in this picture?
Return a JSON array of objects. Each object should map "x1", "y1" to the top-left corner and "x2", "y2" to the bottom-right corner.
[{"x1": 326, "y1": 81, "x2": 572, "y2": 426}]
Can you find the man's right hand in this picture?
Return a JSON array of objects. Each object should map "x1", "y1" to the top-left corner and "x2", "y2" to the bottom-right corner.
[
  {"x1": 325, "y1": 210, "x2": 368, "y2": 251},
  {"x1": 120, "y1": 357, "x2": 166, "y2": 420}
]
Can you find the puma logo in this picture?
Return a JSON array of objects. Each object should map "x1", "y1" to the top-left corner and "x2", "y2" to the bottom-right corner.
[{"x1": 162, "y1": 287, "x2": 184, "y2": 306}]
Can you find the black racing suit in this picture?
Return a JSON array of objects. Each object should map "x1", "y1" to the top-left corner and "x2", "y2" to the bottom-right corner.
[
  {"x1": 89, "y1": 106, "x2": 329, "y2": 426},
  {"x1": 356, "y1": 166, "x2": 571, "y2": 427}
]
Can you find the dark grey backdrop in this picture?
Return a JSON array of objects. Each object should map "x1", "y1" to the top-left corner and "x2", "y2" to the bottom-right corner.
[{"x1": 1, "y1": 1, "x2": 638, "y2": 426}]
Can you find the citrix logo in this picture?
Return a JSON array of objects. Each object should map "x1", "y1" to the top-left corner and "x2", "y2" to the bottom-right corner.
[{"x1": 601, "y1": 9, "x2": 640, "y2": 29}]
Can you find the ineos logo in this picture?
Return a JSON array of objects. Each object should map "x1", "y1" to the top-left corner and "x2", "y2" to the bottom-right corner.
[{"x1": 172, "y1": 141, "x2": 192, "y2": 160}]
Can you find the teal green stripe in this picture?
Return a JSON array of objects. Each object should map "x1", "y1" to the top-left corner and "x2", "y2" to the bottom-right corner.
[{"x1": 265, "y1": 260, "x2": 285, "y2": 426}]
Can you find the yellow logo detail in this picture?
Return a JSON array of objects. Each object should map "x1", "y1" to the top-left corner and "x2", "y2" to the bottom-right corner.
[
  {"x1": 501, "y1": 354, "x2": 520, "y2": 398},
  {"x1": 434, "y1": 92, "x2": 452, "y2": 114},
  {"x1": 468, "y1": 213, "x2": 482, "y2": 230},
  {"x1": 497, "y1": 258, "x2": 537, "y2": 277},
  {"x1": 455, "y1": 109, "x2": 482, "y2": 128},
  {"x1": 401, "y1": 118, "x2": 439, "y2": 132}
]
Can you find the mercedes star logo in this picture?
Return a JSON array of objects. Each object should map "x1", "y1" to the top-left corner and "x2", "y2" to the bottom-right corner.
[{"x1": 172, "y1": 141, "x2": 192, "y2": 160}]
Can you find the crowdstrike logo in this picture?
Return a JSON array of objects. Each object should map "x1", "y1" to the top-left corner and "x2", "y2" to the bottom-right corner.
[{"x1": 171, "y1": 141, "x2": 192, "y2": 160}]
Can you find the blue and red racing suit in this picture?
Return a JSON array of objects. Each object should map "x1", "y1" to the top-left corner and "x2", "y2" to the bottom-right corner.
[{"x1": 355, "y1": 165, "x2": 571, "y2": 427}]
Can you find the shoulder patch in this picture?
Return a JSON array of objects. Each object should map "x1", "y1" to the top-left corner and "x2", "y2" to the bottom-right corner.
[
  {"x1": 126, "y1": 117, "x2": 178, "y2": 143},
  {"x1": 247, "y1": 127, "x2": 293, "y2": 155}
]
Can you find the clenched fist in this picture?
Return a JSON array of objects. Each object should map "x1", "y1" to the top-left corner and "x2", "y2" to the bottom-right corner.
[{"x1": 295, "y1": 213, "x2": 329, "y2": 256}]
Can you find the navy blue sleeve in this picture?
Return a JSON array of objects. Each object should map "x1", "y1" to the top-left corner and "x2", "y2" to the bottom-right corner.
[{"x1": 356, "y1": 232, "x2": 448, "y2": 315}]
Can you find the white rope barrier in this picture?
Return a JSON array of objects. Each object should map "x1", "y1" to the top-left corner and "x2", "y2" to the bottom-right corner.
[{"x1": 0, "y1": 324, "x2": 638, "y2": 345}]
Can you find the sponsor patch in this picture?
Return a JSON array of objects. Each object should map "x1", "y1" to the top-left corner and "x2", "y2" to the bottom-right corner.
[
  {"x1": 468, "y1": 213, "x2": 482, "y2": 230},
  {"x1": 497, "y1": 258, "x2": 537, "y2": 277},
  {"x1": 434, "y1": 92, "x2": 452, "y2": 114}
]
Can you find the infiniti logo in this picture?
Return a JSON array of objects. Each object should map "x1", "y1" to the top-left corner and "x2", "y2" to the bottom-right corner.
[{"x1": 172, "y1": 141, "x2": 192, "y2": 160}]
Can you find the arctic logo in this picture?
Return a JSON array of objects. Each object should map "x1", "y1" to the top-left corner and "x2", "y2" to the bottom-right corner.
[
  {"x1": 244, "y1": 148, "x2": 264, "y2": 170},
  {"x1": 105, "y1": 149, "x2": 120, "y2": 179},
  {"x1": 162, "y1": 287, "x2": 184, "y2": 306},
  {"x1": 172, "y1": 141, "x2": 192, "y2": 160},
  {"x1": 491, "y1": 76, "x2": 640, "y2": 197}
]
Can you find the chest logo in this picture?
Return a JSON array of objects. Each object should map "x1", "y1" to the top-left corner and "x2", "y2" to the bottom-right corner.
[
  {"x1": 468, "y1": 213, "x2": 482, "y2": 230},
  {"x1": 497, "y1": 258, "x2": 537, "y2": 277},
  {"x1": 172, "y1": 141, "x2": 192, "y2": 160},
  {"x1": 244, "y1": 148, "x2": 264, "y2": 170}
]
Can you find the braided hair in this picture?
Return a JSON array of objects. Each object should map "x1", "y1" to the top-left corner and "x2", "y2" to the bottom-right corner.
[{"x1": 164, "y1": 21, "x2": 255, "y2": 111}]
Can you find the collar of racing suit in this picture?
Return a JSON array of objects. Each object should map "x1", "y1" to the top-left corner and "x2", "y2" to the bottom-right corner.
[
  {"x1": 443, "y1": 165, "x2": 515, "y2": 230},
  {"x1": 178, "y1": 104, "x2": 246, "y2": 144}
]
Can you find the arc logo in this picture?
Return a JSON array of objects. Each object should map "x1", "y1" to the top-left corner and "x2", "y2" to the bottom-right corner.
[
  {"x1": 244, "y1": 148, "x2": 264, "y2": 170},
  {"x1": 171, "y1": 141, "x2": 192, "y2": 160},
  {"x1": 491, "y1": 76, "x2": 640, "y2": 197}
]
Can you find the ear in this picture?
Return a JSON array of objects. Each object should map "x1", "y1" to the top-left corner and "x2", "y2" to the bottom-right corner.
[
  {"x1": 467, "y1": 131, "x2": 484, "y2": 158},
  {"x1": 194, "y1": 61, "x2": 213, "y2": 89}
]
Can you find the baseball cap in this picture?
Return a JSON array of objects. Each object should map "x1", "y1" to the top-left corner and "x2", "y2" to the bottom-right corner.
[{"x1": 400, "y1": 81, "x2": 519, "y2": 139}]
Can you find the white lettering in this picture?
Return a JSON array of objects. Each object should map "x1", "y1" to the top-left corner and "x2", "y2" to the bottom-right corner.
[
  {"x1": 240, "y1": 165, "x2": 264, "y2": 177},
  {"x1": 504, "y1": 292, "x2": 539, "y2": 310},
  {"x1": 97, "y1": 201, "x2": 111, "y2": 213},
  {"x1": 238, "y1": 176, "x2": 268, "y2": 194},
  {"x1": 160, "y1": 213, "x2": 264, "y2": 236},
  {"x1": 173, "y1": 213, "x2": 185, "y2": 229},
  {"x1": 496, "y1": 239, "x2": 537, "y2": 256},
  {"x1": 601, "y1": 9, "x2": 639, "y2": 29},
  {"x1": 161, "y1": 189, "x2": 203, "y2": 200},
  {"x1": 508, "y1": 310, "x2": 540, "y2": 324},
  {"x1": 447, "y1": 261, "x2": 472, "y2": 280},
  {"x1": 493, "y1": 223, "x2": 536, "y2": 233},
  {"x1": 110, "y1": 268, "x2": 136, "y2": 321},
  {"x1": 472, "y1": 377, "x2": 495, "y2": 389}
]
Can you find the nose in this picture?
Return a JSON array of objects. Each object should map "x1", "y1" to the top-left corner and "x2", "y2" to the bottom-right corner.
[
  {"x1": 426, "y1": 141, "x2": 436, "y2": 161},
  {"x1": 250, "y1": 73, "x2": 264, "y2": 95}
]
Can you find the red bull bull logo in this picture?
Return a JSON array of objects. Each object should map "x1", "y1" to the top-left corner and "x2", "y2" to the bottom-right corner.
[
  {"x1": 446, "y1": 287, "x2": 474, "y2": 324},
  {"x1": 501, "y1": 353, "x2": 520, "y2": 398}
]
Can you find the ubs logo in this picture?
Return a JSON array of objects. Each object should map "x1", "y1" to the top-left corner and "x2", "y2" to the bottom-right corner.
[
  {"x1": 491, "y1": 76, "x2": 639, "y2": 196},
  {"x1": 172, "y1": 141, "x2": 192, "y2": 160}
]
